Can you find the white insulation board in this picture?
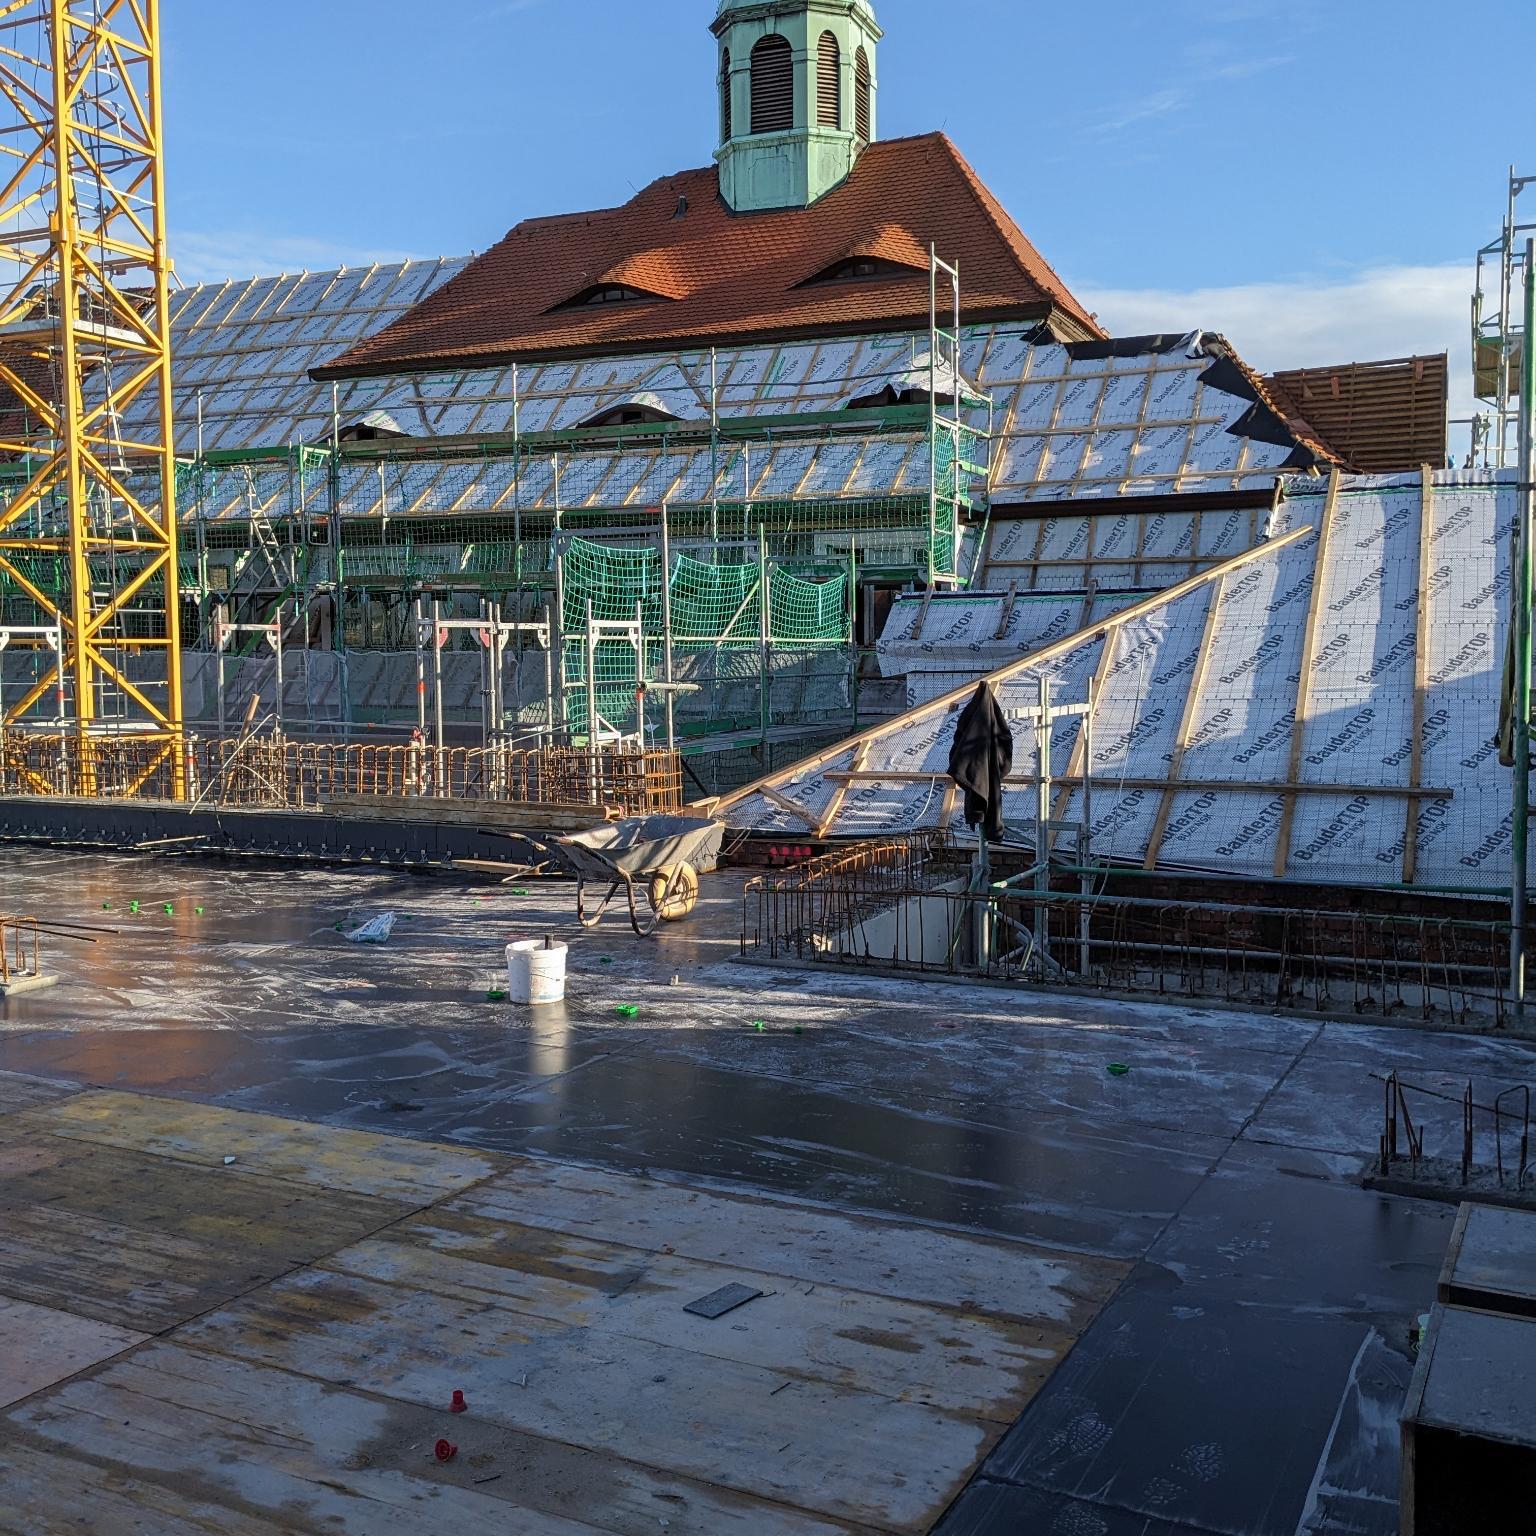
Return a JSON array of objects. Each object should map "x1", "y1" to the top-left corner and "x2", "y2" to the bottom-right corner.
[{"x1": 722, "y1": 471, "x2": 1519, "y2": 891}]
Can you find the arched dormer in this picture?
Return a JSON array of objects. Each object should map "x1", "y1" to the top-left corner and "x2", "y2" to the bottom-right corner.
[{"x1": 712, "y1": 1, "x2": 881, "y2": 213}]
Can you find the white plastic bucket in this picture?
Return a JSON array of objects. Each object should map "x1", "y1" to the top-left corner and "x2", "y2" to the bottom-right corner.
[{"x1": 506, "y1": 939, "x2": 568, "y2": 1005}]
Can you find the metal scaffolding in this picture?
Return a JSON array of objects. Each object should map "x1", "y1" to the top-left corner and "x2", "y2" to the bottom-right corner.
[
  {"x1": 0, "y1": 0, "x2": 184, "y2": 793},
  {"x1": 1473, "y1": 168, "x2": 1536, "y2": 468}
]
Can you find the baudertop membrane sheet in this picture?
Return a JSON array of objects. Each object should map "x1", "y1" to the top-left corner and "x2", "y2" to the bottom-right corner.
[
  {"x1": 718, "y1": 471, "x2": 1520, "y2": 892},
  {"x1": 134, "y1": 263, "x2": 1314, "y2": 517}
]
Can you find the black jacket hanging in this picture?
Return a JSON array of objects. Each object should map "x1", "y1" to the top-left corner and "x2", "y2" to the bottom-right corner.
[{"x1": 948, "y1": 681, "x2": 1013, "y2": 841}]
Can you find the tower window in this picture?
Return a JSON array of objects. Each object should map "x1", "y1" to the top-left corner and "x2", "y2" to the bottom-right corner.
[
  {"x1": 750, "y1": 34, "x2": 793, "y2": 135},
  {"x1": 721, "y1": 49, "x2": 732, "y2": 140},
  {"x1": 817, "y1": 32, "x2": 841, "y2": 129},
  {"x1": 855, "y1": 46, "x2": 872, "y2": 141}
]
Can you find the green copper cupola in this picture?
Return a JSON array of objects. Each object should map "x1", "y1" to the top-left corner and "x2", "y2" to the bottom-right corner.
[{"x1": 713, "y1": 0, "x2": 881, "y2": 213}]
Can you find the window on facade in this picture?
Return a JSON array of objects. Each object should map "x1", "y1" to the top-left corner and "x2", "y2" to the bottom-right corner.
[
  {"x1": 817, "y1": 32, "x2": 841, "y2": 129},
  {"x1": 721, "y1": 49, "x2": 732, "y2": 140},
  {"x1": 855, "y1": 46, "x2": 872, "y2": 141},
  {"x1": 750, "y1": 34, "x2": 793, "y2": 135}
]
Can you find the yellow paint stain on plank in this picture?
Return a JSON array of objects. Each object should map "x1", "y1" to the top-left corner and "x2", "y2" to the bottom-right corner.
[
  {"x1": 28, "y1": 1092, "x2": 507, "y2": 1202},
  {"x1": 0, "y1": 1134, "x2": 412, "y2": 1259}
]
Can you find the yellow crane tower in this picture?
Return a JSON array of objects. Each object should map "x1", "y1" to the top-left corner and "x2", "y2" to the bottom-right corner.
[{"x1": 0, "y1": 0, "x2": 183, "y2": 797}]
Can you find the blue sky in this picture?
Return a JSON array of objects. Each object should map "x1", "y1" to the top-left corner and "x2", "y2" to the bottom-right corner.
[{"x1": 162, "y1": 0, "x2": 1533, "y2": 422}]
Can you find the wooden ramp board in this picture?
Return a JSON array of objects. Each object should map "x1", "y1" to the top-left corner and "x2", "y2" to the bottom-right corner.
[
  {"x1": 447, "y1": 1160, "x2": 1126, "y2": 1329},
  {"x1": 22, "y1": 1091, "x2": 507, "y2": 1203},
  {"x1": 7, "y1": 1341, "x2": 867, "y2": 1536},
  {"x1": 0, "y1": 1297, "x2": 145, "y2": 1409}
]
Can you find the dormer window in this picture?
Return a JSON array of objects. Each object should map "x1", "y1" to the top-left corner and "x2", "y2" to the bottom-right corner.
[
  {"x1": 802, "y1": 256, "x2": 920, "y2": 286},
  {"x1": 575, "y1": 392, "x2": 684, "y2": 430},
  {"x1": 551, "y1": 284, "x2": 662, "y2": 311}
]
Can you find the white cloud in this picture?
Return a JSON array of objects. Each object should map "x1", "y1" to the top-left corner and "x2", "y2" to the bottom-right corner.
[
  {"x1": 170, "y1": 230, "x2": 432, "y2": 286},
  {"x1": 1074, "y1": 262, "x2": 1477, "y2": 456}
]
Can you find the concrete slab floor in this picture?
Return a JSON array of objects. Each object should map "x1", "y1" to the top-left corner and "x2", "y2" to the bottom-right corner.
[{"x1": 1, "y1": 847, "x2": 1535, "y2": 1533}]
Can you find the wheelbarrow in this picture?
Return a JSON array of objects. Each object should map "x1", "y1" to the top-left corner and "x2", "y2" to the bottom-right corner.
[{"x1": 557, "y1": 815, "x2": 725, "y2": 936}]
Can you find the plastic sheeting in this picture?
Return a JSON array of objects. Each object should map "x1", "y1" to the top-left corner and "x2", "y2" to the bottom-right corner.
[{"x1": 718, "y1": 471, "x2": 1523, "y2": 892}]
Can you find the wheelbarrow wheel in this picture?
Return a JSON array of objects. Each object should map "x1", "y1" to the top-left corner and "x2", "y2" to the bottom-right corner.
[{"x1": 647, "y1": 861, "x2": 699, "y2": 923}]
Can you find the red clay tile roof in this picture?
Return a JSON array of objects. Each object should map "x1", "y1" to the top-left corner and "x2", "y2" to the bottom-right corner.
[
  {"x1": 1264, "y1": 355, "x2": 1449, "y2": 475},
  {"x1": 313, "y1": 133, "x2": 1102, "y2": 379}
]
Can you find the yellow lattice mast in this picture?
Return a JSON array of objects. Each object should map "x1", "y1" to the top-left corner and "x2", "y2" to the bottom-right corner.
[{"x1": 0, "y1": 0, "x2": 182, "y2": 796}]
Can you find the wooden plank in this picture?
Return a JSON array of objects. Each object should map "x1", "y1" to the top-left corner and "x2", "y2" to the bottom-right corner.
[
  {"x1": 1404, "y1": 466, "x2": 1435, "y2": 885},
  {"x1": 0, "y1": 1297, "x2": 146, "y2": 1409},
  {"x1": 322, "y1": 1209, "x2": 1073, "y2": 1424},
  {"x1": 712, "y1": 525, "x2": 1316, "y2": 821},
  {"x1": 449, "y1": 1162, "x2": 1124, "y2": 1332},
  {"x1": 0, "y1": 1134, "x2": 411, "y2": 1268},
  {"x1": 175, "y1": 1267, "x2": 997, "y2": 1535},
  {"x1": 0, "y1": 1442, "x2": 296, "y2": 1536},
  {"x1": 28, "y1": 1092, "x2": 506, "y2": 1203},
  {"x1": 11, "y1": 1342, "x2": 860, "y2": 1536},
  {"x1": 815, "y1": 741, "x2": 870, "y2": 839},
  {"x1": 0, "y1": 1071, "x2": 77, "y2": 1117},
  {"x1": 323, "y1": 795, "x2": 618, "y2": 831},
  {"x1": 1274, "y1": 468, "x2": 1341, "y2": 877},
  {"x1": 819, "y1": 772, "x2": 1452, "y2": 800},
  {"x1": 0, "y1": 1202, "x2": 290, "y2": 1332},
  {"x1": 993, "y1": 580, "x2": 1019, "y2": 640},
  {"x1": 1143, "y1": 576, "x2": 1226, "y2": 869},
  {"x1": 758, "y1": 784, "x2": 822, "y2": 830}
]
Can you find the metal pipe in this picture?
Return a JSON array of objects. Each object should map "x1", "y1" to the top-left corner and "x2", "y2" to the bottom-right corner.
[
  {"x1": 660, "y1": 501, "x2": 676, "y2": 752},
  {"x1": 1514, "y1": 236, "x2": 1535, "y2": 1018}
]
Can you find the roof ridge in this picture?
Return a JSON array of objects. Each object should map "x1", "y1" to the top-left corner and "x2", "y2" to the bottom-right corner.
[{"x1": 933, "y1": 134, "x2": 1101, "y2": 336}]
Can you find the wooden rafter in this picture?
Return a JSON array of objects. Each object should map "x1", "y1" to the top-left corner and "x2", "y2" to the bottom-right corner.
[
  {"x1": 1142, "y1": 575, "x2": 1226, "y2": 870},
  {"x1": 1272, "y1": 468, "x2": 1342, "y2": 877},
  {"x1": 1403, "y1": 465, "x2": 1435, "y2": 884}
]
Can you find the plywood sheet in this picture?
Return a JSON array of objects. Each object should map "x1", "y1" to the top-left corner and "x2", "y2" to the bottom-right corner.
[
  {"x1": 322, "y1": 1209, "x2": 1068, "y2": 1422},
  {"x1": 10, "y1": 1341, "x2": 865, "y2": 1536},
  {"x1": 0, "y1": 1297, "x2": 145, "y2": 1408},
  {"x1": 175, "y1": 1267, "x2": 995, "y2": 1534},
  {"x1": 0, "y1": 1070, "x2": 77, "y2": 1117},
  {"x1": 28, "y1": 1091, "x2": 506, "y2": 1202},
  {"x1": 449, "y1": 1160, "x2": 1123, "y2": 1330}
]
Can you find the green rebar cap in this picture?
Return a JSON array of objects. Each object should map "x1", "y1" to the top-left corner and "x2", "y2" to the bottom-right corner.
[
  {"x1": 194, "y1": 907, "x2": 204, "y2": 916},
  {"x1": 614, "y1": 1004, "x2": 640, "y2": 1019},
  {"x1": 163, "y1": 904, "x2": 174, "y2": 915},
  {"x1": 1107, "y1": 1063, "x2": 1131, "y2": 1077},
  {"x1": 128, "y1": 901, "x2": 140, "y2": 913}
]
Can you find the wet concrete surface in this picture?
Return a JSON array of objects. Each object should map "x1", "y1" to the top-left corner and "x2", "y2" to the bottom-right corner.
[{"x1": 3, "y1": 847, "x2": 1536, "y2": 1534}]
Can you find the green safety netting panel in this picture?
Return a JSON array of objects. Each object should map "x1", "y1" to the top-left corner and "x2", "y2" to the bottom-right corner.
[
  {"x1": 770, "y1": 570, "x2": 848, "y2": 643},
  {"x1": 561, "y1": 537, "x2": 664, "y2": 630},
  {"x1": 670, "y1": 554, "x2": 760, "y2": 643}
]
